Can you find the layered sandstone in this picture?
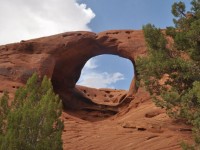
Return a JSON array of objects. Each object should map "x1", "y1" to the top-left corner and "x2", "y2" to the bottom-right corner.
[{"x1": 0, "y1": 30, "x2": 192, "y2": 150}]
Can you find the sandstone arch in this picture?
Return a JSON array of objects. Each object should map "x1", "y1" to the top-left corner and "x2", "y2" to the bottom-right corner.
[{"x1": 0, "y1": 30, "x2": 147, "y2": 112}]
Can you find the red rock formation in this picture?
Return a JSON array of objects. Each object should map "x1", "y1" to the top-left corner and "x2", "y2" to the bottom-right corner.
[
  {"x1": 62, "y1": 88, "x2": 192, "y2": 150},
  {"x1": 0, "y1": 30, "x2": 192, "y2": 149},
  {"x1": 0, "y1": 30, "x2": 146, "y2": 110}
]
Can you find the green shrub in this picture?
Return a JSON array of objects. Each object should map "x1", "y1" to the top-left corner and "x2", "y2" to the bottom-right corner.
[
  {"x1": 0, "y1": 73, "x2": 63, "y2": 150},
  {"x1": 166, "y1": 26, "x2": 176, "y2": 38},
  {"x1": 143, "y1": 24, "x2": 167, "y2": 50},
  {"x1": 137, "y1": 1, "x2": 200, "y2": 148}
]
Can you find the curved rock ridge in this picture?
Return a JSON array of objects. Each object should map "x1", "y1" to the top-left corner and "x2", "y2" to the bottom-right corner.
[{"x1": 0, "y1": 30, "x2": 147, "y2": 110}]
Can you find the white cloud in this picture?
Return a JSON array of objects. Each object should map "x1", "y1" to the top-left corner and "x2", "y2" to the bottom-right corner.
[
  {"x1": 0, "y1": 0, "x2": 95, "y2": 45},
  {"x1": 78, "y1": 72, "x2": 124, "y2": 89},
  {"x1": 78, "y1": 58, "x2": 125, "y2": 88},
  {"x1": 84, "y1": 58, "x2": 98, "y2": 69}
]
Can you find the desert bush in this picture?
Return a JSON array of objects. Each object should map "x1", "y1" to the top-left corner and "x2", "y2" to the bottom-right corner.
[
  {"x1": 0, "y1": 73, "x2": 63, "y2": 150},
  {"x1": 137, "y1": 1, "x2": 200, "y2": 148}
]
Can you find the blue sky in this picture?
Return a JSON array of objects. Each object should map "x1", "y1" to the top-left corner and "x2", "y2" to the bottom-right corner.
[
  {"x1": 0, "y1": 0, "x2": 191, "y2": 90},
  {"x1": 79, "y1": 0, "x2": 191, "y2": 32},
  {"x1": 77, "y1": 0, "x2": 191, "y2": 89},
  {"x1": 77, "y1": 55, "x2": 134, "y2": 90}
]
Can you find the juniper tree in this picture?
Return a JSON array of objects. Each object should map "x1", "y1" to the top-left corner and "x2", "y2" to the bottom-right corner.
[
  {"x1": 136, "y1": 1, "x2": 200, "y2": 149},
  {"x1": 0, "y1": 73, "x2": 63, "y2": 150}
]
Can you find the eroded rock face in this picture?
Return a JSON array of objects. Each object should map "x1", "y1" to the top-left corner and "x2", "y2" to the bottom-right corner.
[
  {"x1": 0, "y1": 30, "x2": 147, "y2": 109},
  {"x1": 0, "y1": 30, "x2": 192, "y2": 150}
]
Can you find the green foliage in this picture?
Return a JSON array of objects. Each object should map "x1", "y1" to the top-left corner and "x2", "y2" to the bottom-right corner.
[
  {"x1": 181, "y1": 141, "x2": 195, "y2": 150},
  {"x1": 171, "y1": 0, "x2": 200, "y2": 61},
  {"x1": 143, "y1": 24, "x2": 167, "y2": 50},
  {"x1": 0, "y1": 73, "x2": 63, "y2": 150},
  {"x1": 174, "y1": 32, "x2": 190, "y2": 50},
  {"x1": 0, "y1": 91, "x2": 9, "y2": 144},
  {"x1": 137, "y1": 1, "x2": 200, "y2": 148},
  {"x1": 137, "y1": 24, "x2": 199, "y2": 94},
  {"x1": 172, "y1": 1, "x2": 186, "y2": 18},
  {"x1": 191, "y1": 0, "x2": 200, "y2": 14},
  {"x1": 166, "y1": 26, "x2": 176, "y2": 38}
]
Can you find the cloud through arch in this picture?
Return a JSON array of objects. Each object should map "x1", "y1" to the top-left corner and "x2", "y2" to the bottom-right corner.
[{"x1": 77, "y1": 58, "x2": 125, "y2": 89}]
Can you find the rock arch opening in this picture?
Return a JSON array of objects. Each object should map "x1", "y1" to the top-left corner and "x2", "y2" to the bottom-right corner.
[
  {"x1": 47, "y1": 30, "x2": 146, "y2": 120},
  {"x1": 51, "y1": 52, "x2": 137, "y2": 116},
  {"x1": 0, "y1": 30, "x2": 147, "y2": 121},
  {"x1": 77, "y1": 55, "x2": 134, "y2": 90}
]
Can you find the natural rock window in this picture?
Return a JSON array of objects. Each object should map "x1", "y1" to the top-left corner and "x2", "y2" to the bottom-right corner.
[{"x1": 77, "y1": 55, "x2": 134, "y2": 90}]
